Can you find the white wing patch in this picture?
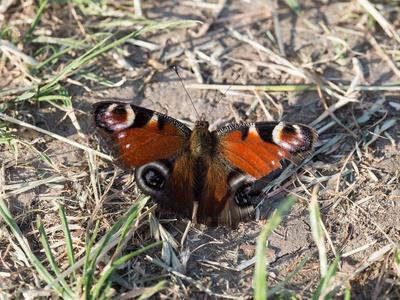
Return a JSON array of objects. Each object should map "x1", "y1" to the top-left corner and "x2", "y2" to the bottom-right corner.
[
  {"x1": 106, "y1": 104, "x2": 135, "y2": 131},
  {"x1": 273, "y1": 122, "x2": 303, "y2": 152}
]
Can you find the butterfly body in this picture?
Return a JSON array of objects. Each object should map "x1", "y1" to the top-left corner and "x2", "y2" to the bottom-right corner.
[{"x1": 92, "y1": 101, "x2": 318, "y2": 227}]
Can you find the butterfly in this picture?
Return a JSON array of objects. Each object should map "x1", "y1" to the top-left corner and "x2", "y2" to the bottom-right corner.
[{"x1": 92, "y1": 101, "x2": 318, "y2": 227}]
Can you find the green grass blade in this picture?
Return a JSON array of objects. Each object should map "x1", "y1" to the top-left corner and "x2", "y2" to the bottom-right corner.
[
  {"x1": 309, "y1": 187, "x2": 327, "y2": 278},
  {"x1": 13, "y1": 139, "x2": 56, "y2": 170},
  {"x1": 283, "y1": 0, "x2": 319, "y2": 31},
  {"x1": 87, "y1": 197, "x2": 149, "y2": 298},
  {"x1": 311, "y1": 257, "x2": 339, "y2": 299},
  {"x1": 33, "y1": 95, "x2": 71, "y2": 104},
  {"x1": 78, "y1": 70, "x2": 120, "y2": 86},
  {"x1": 38, "y1": 33, "x2": 116, "y2": 93},
  {"x1": 58, "y1": 203, "x2": 77, "y2": 282},
  {"x1": 29, "y1": 35, "x2": 93, "y2": 49},
  {"x1": 254, "y1": 194, "x2": 297, "y2": 300},
  {"x1": 78, "y1": 219, "x2": 100, "y2": 297},
  {"x1": 23, "y1": 0, "x2": 48, "y2": 42},
  {"x1": 0, "y1": 197, "x2": 74, "y2": 299},
  {"x1": 86, "y1": 216, "x2": 126, "y2": 271},
  {"x1": 266, "y1": 253, "x2": 311, "y2": 297},
  {"x1": 74, "y1": 19, "x2": 200, "y2": 70},
  {"x1": 15, "y1": 85, "x2": 61, "y2": 102},
  {"x1": 92, "y1": 241, "x2": 163, "y2": 299},
  {"x1": 38, "y1": 19, "x2": 199, "y2": 94},
  {"x1": 37, "y1": 215, "x2": 75, "y2": 297},
  {"x1": 344, "y1": 286, "x2": 351, "y2": 300},
  {"x1": 84, "y1": 220, "x2": 100, "y2": 274},
  {"x1": 80, "y1": 197, "x2": 148, "y2": 298},
  {"x1": 114, "y1": 241, "x2": 164, "y2": 266},
  {"x1": 117, "y1": 196, "x2": 148, "y2": 249}
]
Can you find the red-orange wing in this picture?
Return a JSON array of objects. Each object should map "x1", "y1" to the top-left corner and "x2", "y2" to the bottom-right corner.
[
  {"x1": 217, "y1": 122, "x2": 318, "y2": 179},
  {"x1": 92, "y1": 101, "x2": 191, "y2": 170}
]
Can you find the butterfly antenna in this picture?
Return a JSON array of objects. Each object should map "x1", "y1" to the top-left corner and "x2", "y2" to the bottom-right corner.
[
  {"x1": 174, "y1": 66, "x2": 200, "y2": 119},
  {"x1": 206, "y1": 75, "x2": 240, "y2": 120}
]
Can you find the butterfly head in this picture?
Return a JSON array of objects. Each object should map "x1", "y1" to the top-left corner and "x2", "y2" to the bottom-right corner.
[{"x1": 194, "y1": 113, "x2": 209, "y2": 130}]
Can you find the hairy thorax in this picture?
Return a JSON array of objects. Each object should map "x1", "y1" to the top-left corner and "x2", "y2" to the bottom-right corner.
[{"x1": 190, "y1": 120, "x2": 213, "y2": 160}]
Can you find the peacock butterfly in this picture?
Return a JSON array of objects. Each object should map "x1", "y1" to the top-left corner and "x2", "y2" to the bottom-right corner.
[{"x1": 92, "y1": 100, "x2": 317, "y2": 227}]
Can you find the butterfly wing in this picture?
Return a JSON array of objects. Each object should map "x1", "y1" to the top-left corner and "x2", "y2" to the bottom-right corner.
[
  {"x1": 196, "y1": 157, "x2": 255, "y2": 227},
  {"x1": 92, "y1": 101, "x2": 195, "y2": 217},
  {"x1": 217, "y1": 122, "x2": 318, "y2": 178},
  {"x1": 196, "y1": 121, "x2": 317, "y2": 226},
  {"x1": 92, "y1": 101, "x2": 191, "y2": 169},
  {"x1": 134, "y1": 153, "x2": 195, "y2": 220}
]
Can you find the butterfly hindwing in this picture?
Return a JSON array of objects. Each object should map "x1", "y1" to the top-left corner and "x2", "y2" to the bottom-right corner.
[
  {"x1": 196, "y1": 158, "x2": 255, "y2": 226},
  {"x1": 134, "y1": 155, "x2": 195, "y2": 220}
]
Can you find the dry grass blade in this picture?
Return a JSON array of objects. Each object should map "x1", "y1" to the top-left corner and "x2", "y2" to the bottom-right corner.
[
  {"x1": 342, "y1": 240, "x2": 378, "y2": 258},
  {"x1": 229, "y1": 28, "x2": 311, "y2": 81},
  {"x1": 0, "y1": 40, "x2": 39, "y2": 66},
  {"x1": 113, "y1": 281, "x2": 167, "y2": 300},
  {"x1": 149, "y1": 214, "x2": 180, "y2": 270},
  {"x1": 4, "y1": 173, "x2": 85, "y2": 197},
  {"x1": 0, "y1": 112, "x2": 111, "y2": 161},
  {"x1": 315, "y1": 79, "x2": 357, "y2": 138},
  {"x1": 270, "y1": 4, "x2": 286, "y2": 57},
  {"x1": 365, "y1": 119, "x2": 397, "y2": 148},
  {"x1": 351, "y1": 244, "x2": 394, "y2": 279},
  {"x1": 186, "y1": 83, "x2": 400, "y2": 92},
  {"x1": 133, "y1": 0, "x2": 143, "y2": 17},
  {"x1": 146, "y1": 255, "x2": 214, "y2": 296},
  {"x1": 189, "y1": 0, "x2": 225, "y2": 37},
  {"x1": 357, "y1": 0, "x2": 400, "y2": 42},
  {"x1": 368, "y1": 33, "x2": 400, "y2": 79}
]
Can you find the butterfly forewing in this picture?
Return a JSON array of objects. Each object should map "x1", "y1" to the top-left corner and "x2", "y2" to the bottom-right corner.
[
  {"x1": 217, "y1": 122, "x2": 318, "y2": 179},
  {"x1": 92, "y1": 101, "x2": 191, "y2": 169}
]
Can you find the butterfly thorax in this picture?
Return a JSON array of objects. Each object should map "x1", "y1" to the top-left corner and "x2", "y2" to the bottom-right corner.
[{"x1": 190, "y1": 121, "x2": 213, "y2": 159}]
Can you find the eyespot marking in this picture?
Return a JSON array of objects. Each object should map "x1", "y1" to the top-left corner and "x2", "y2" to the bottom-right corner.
[
  {"x1": 273, "y1": 122, "x2": 305, "y2": 152},
  {"x1": 106, "y1": 104, "x2": 135, "y2": 131}
]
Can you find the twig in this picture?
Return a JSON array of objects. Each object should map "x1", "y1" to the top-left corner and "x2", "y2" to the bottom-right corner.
[
  {"x1": 190, "y1": 0, "x2": 226, "y2": 37},
  {"x1": 315, "y1": 80, "x2": 357, "y2": 138},
  {"x1": 368, "y1": 33, "x2": 400, "y2": 79}
]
